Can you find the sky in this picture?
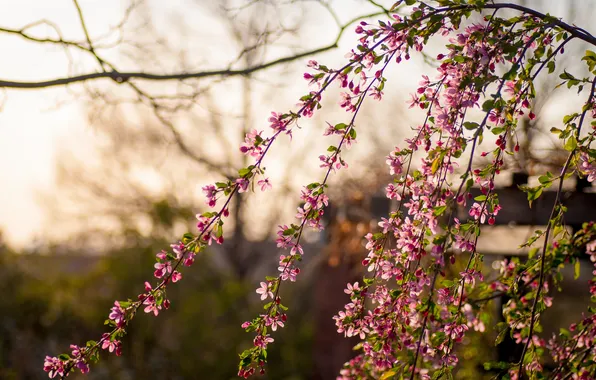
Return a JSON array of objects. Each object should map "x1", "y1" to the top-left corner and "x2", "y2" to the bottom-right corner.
[
  {"x1": 0, "y1": 1, "x2": 98, "y2": 246},
  {"x1": 0, "y1": 0, "x2": 593, "y2": 248},
  {"x1": 0, "y1": 0, "x2": 381, "y2": 247}
]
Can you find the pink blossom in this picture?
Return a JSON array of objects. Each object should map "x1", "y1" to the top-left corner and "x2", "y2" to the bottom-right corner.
[
  {"x1": 172, "y1": 243, "x2": 195, "y2": 267},
  {"x1": 580, "y1": 152, "x2": 596, "y2": 182},
  {"x1": 253, "y1": 334, "x2": 274, "y2": 349},
  {"x1": 240, "y1": 129, "x2": 265, "y2": 158},
  {"x1": 468, "y1": 202, "x2": 487, "y2": 223},
  {"x1": 154, "y1": 260, "x2": 172, "y2": 279},
  {"x1": 76, "y1": 360, "x2": 90, "y2": 374},
  {"x1": 101, "y1": 333, "x2": 122, "y2": 356},
  {"x1": 202, "y1": 184, "x2": 217, "y2": 207},
  {"x1": 276, "y1": 226, "x2": 292, "y2": 248},
  {"x1": 256, "y1": 281, "x2": 273, "y2": 301},
  {"x1": 195, "y1": 214, "x2": 212, "y2": 233},
  {"x1": 236, "y1": 178, "x2": 249, "y2": 193},
  {"x1": 278, "y1": 256, "x2": 300, "y2": 282},
  {"x1": 142, "y1": 282, "x2": 161, "y2": 316},
  {"x1": 43, "y1": 356, "x2": 64, "y2": 378},
  {"x1": 385, "y1": 183, "x2": 401, "y2": 200},
  {"x1": 109, "y1": 301, "x2": 126, "y2": 326},
  {"x1": 268, "y1": 112, "x2": 288, "y2": 132},
  {"x1": 257, "y1": 178, "x2": 272, "y2": 191},
  {"x1": 290, "y1": 244, "x2": 304, "y2": 256},
  {"x1": 171, "y1": 271, "x2": 182, "y2": 282},
  {"x1": 344, "y1": 282, "x2": 361, "y2": 296},
  {"x1": 386, "y1": 150, "x2": 404, "y2": 175}
]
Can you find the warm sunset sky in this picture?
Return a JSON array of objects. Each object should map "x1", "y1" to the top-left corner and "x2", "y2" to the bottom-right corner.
[
  {"x1": 0, "y1": 0, "x2": 592, "y2": 248},
  {"x1": 0, "y1": 0, "x2": 376, "y2": 247}
]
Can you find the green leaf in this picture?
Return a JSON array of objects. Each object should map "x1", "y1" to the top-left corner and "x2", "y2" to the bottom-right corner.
[
  {"x1": 380, "y1": 370, "x2": 397, "y2": 380},
  {"x1": 238, "y1": 167, "x2": 251, "y2": 177},
  {"x1": 526, "y1": 186, "x2": 543, "y2": 207},
  {"x1": 482, "y1": 99, "x2": 495, "y2": 112},
  {"x1": 559, "y1": 328, "x2": 570, "y2": 338},
  {"x1": 433, "y1": 205, "x2": 447, "y2": 216},
  {"x1": 463, "y1": 122, "x2": 479, "y2": 130},
  {"x1": 564, "y1": 136, "x2": 577, "y2": 152},
  {"x1": 559, "y1": 70, "x2": 576, "y2": 80},
  {"x1": 431, "y1": 156, "x2": 441, "y2": 174},
  {"x1": 538, "y1": 175, "x2": 552, "y2": 185},
  {"x1": 182, "y1": 233, "x2": 195, "y2": 244},
  {"x1": 574, "y1": 259, "x2": 581, "y2": 280},
  {"x1": 503, "y1": 64, "x2": 518, "y2": 80},
  {"x1": 494, "y1": 322, "x2": 509, "y2": 345},
  {"x1": 491, "y1": 127, "x2": 505, "y2": 135},
  {"x1": 563, "y1": 113, "x2": 578, "y2": 124},
  {"x1": 550, "y1": 127, "x2": 563, "y2": 136},
  {"x1": 405, "y1": 0, "x2": 416, "y2": 5}
]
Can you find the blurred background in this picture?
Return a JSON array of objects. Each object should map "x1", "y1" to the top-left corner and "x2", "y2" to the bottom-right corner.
[{"x1": 0, "y1": 0, "x2": 594, "y2": 379}]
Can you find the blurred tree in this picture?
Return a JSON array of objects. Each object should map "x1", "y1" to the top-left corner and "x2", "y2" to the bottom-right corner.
[{"x1": 0, "y1": 225, "x2": 315, "y2": 379}]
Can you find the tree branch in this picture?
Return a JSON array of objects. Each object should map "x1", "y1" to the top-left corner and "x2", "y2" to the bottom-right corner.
[
  {"x1": 0, "y1": 42, "x2": 335, "y2": 89},
  {"x1": 0, "y1": 10, "x2": 385, "y2": 89},
  {"x1": 72, "y1": 0, "x2": 107, "y2": 71}
]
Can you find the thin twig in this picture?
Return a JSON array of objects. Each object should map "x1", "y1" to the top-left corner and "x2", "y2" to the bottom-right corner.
[{"x1": 72, "y1": 0, "x2": 107, "y2": 71}]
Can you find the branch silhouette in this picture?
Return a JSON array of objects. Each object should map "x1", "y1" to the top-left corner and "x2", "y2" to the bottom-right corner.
[{"x1": 0, "y1": 10, "x2": 386, "y2": 89}]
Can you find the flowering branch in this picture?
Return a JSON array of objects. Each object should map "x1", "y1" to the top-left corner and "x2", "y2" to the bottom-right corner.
[{"x1": 42, "y1": 1, "x2": 596, "y2": 379}]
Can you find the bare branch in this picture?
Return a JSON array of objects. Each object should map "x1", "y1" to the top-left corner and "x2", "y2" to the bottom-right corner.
[
  {"x1": 0, "y1": 21, "x2": 87, "y2": 51},
  {"x1": 0, "y1": 44, "x2": 334, "y2": 89},
  {"x1": 0, "y1": 10, "x2": 386, "y2": 89},
  {"x1": 125, "y1": 81, "x2": 234, "y2": 178},
  {"x1": 72, "y1": 0, "x2": 107, "y2": 71}
]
